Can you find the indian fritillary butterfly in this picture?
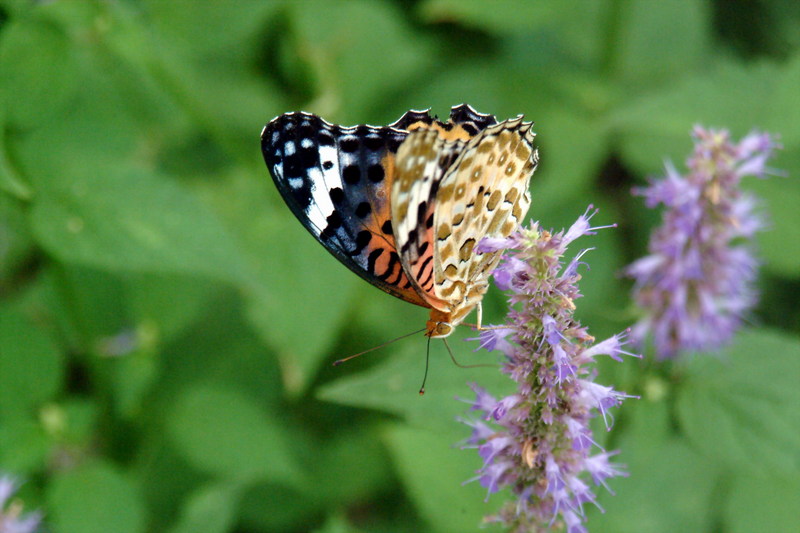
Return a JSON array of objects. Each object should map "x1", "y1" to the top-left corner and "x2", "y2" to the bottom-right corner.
[{"x1": 261, "y1": 104, "x2": 538, "y2": 338}]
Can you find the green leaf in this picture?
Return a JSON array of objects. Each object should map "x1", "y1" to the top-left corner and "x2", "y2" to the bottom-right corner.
[
  {"x1": 312, "y1": 513, "x2": 365, "y2": 533},
  {"x1": 724, "y1": 472, "x2": 800, "y2": 533},
  {"x1": 0, "y1": 10, "x2": 81, "y2": 127},
  {"x1": 48, "y1": 461, "x2": 146, "y2": 533},
  {"x1": 154, "y1": 296, "x2": 284, "y2": 408},
  {"x1": 243, "y1": 213, "x2": 358, "y2": 396},
  {"x1": 384, "y1": 423, "x2": 499, "y2": 533},
  {"x1": 589, "y1": 438, "x2": 719, "y2": 533},
  {"x1": 238, "y1": 481, "x2": 318, "y2": 532},
  {"x1": 0, "y1": 308, "x2": 64, "y2": 421},
  {"x1": 168, "y1": 481, "x2": 243, "y2": 533},
  {"x1": 531, "y1": 109, "x2": 609, "y2": 206},
  {"x1": 46, "y1": 265, "x2": 130, "y2": 350},
  {"x1": 188, "y1": 169, "x2": 359, "y2": 396},
  {"x1": 0, "y1": 418, "x2": 50, "y2": 473},
  {"x1": 166, "y1": 385, "x2": 300, "y2": 484},
  {"x1": 141, "y1": 0, "x2": 280, "y2": 57},
  {"x1": 749, "y1": 149, "x2": 800, "y2": 277},
  {"x1": 287, "y1": 0, "x2": 433, "y2": 119},
  {"x1": 418, "y1": 0, "x2": 555, "y2": 33},
  {"x1": 614, "y1": 55, "x2": 800, "y2": 175},
  {"x1": 611, "y1": 0, "x2": 710, "y2": 88},
  {"x1": 310, "y1": 425, "x2": 394, "y2": 507},
  {"x1": 0, "y1": 113, "x2": 33, "y2": 199},
  {"x1": 0, "y1": 191, "x2": 34, "y2": 282},
  {"x1": 591, "y1": 395, "x2": 715, "y2": 532},
  {"x1": 46, "y1": 399, "x2": 100, "y2": 448},
  {"x1": 123, "y1": 271, "x2": 217, "y2": 344},
  {"x1": 317, "y1": 339, "x2": 515, "y2": 430},
  {"x1": 676, "y1": 329, "x2": 800, "y2": 476},
  {"x1": 107, "y1": 350, "x2": 159, "y2": 420},
  {"x1": 30, "y1": 169, "x2": 254, "y2": 285}
]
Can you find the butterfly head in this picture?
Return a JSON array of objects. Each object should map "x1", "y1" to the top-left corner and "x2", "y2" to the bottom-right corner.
[{"x1": 426, "y1": 309, "x2": 454, "y2": 338}]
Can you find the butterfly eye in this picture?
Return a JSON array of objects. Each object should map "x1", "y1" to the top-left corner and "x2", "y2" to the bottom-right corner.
[{"x1": 427, "y1": 321, "x2": 454, "y2": 339}]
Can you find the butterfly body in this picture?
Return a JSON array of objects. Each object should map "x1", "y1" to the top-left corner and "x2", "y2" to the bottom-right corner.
[{"x1": 262, "y1": 104, "x2": 538, "y2": 338}]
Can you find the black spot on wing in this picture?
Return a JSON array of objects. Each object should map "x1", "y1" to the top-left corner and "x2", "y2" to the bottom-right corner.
[
  {"x1": 340, "y1": 137, "x2": 359, "y2": 153},
  {"x1": 329, "y1": 187, "x2": 344, "y2": 204},
  {"x1": 367, "y1": 164, "x2": 384, "y2": 182},
  {"x1": 343, "y1": 165, "x2": 360, "y2": 185},
  {"x1": 355, "y1": 202, "x2": 371, "y2": 218}
]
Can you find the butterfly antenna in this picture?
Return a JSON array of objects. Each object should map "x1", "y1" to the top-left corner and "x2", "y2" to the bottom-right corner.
[
  {"x1": 442, "y1": 338, "x2": 496, "y2": 369},
  {"x1": 419, "y1": 335, "x2": 432, "y2": 395},
  {"x1": 333, "y1": 327, "x2": 426, "y2": 366}
]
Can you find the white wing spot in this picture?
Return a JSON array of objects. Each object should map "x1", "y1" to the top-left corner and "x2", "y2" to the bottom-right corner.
[
  {"x1": 318, "y1": 145, "x2": 342, "y2": 190},
  {"x1": 307, "y1": 167, "x2": 335, "y2": 230}
]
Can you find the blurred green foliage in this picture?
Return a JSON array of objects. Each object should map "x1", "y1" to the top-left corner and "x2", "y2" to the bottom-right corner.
[{"x1": 1, "y1": 1, "x2": 799, "y2": 532}]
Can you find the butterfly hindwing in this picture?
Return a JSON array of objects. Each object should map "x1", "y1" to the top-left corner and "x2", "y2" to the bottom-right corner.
[
  {"x1": 432, "y1": 117, "x2": 538, "y2": 320},
  {"x1": 262, "y1": 111, "x2": 433, "y2": 307}
]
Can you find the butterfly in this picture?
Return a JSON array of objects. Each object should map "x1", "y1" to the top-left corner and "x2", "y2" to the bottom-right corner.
[{"x1": 261, "y1": 104, "x2": 538, "y2": 338}]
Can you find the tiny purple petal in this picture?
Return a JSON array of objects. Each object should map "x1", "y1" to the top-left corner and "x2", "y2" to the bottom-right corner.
[
  {"x1": 0, "y1": 476, "x2": 16, "y2": 507},
  {"x1": 467, "y1": 327, "x2": 515, "y2": 355},
  {"x1": 562, "y1": 248, "x2": 592, "y2": 278},
  {"x1": 579, "y1": 330, "x2": 640, "y2": 362},
  {"x1": 467, "y1": 383, "x2": 497, "y2": 415},
  {"x1": 585, "y1": 451, "x2": 628, "y2": 491},
  {"x1": 476, "y1": 236, "x2": 513, "y2": 253},
  {"x1": 542, "y1": 315, "x2": 564, "y2": 346},
  {"x1": 493, "y1": 256, "x2": 527, "y2": 291},
  {"x1": 562, "y1": 206, "x2": 598, "y2": 245},
  {"x1": 491, "y1": 395, "x2": 521, "y2": 421},
  {"x1": 457, "y1": 417, "x2": 495, "y2": 446},
  {"x1": 479, "y1": 434, "x2": 515, "y2": 462},
  {"x1": 545, "y1": 456, "x2": 563, "y2": 493},
  {"x1": 563, "y1": 509, "x2": 588, "y2": 533},
  {"x1": 479, "y1": 460, "x2": 515, "y2": 498}
]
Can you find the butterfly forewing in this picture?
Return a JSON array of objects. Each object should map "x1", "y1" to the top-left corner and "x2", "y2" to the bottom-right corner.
[{"x1": 262, "y1": 111, "x2": 431, "y2": 307}]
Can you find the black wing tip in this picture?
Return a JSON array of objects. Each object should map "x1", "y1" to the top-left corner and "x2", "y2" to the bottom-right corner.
[
  {"x1": 389, "y1": 109, "x2": 434, "y2": 131},
  {"x1": 448, "y1": 103, "x2": 498, "y2": 132}
]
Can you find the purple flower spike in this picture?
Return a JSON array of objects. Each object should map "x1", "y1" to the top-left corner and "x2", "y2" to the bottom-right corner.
[
  {"x1": 627, "y1": 127, "x2": 780, "y2": 358},
  {"x1": 460, "y1": 209, "x2": 636, "y2": 532}
]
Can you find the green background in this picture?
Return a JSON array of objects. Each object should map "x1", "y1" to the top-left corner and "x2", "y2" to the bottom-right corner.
[{"x1": 1, "y1": 1, "x2": 799, "y2": 532}]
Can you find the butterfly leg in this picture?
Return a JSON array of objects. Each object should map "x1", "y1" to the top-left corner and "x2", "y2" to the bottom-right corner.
[
  {"x1": 463, "y1": 303, "x2": 499, "y2": 331},
  {"x1": 462, "y1": 305, "x2": 511, "y2": 332}
]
